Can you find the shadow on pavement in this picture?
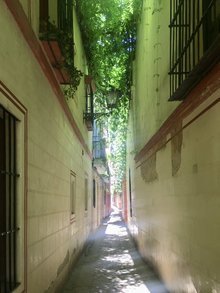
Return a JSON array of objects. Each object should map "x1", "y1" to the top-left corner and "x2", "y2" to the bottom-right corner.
[{"x1": 61, "y1": 208, "x2": 169, "y2": 293}]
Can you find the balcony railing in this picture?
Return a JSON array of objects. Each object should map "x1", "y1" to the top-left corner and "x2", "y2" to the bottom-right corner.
[
  {"x1": 93, "y1": 137, "x2": 106, "y2": 160},
  {"x1": 169, "y1": 0, "x2": 220, "y2": 101},
  {"x1": 84, "y1": 76, "x2": 95, "y2": 131},
  {"x1": 92, "y1": 125, "x2": 109, "y2": 176},
  {"x1": 39, "y1": 0, "x2": 74, "y2": 84}
]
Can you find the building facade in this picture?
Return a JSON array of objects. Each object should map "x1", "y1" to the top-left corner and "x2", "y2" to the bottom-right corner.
[
  {"x1": 126, "y1": 0, "x2": 220, "y2": 292},
  {"x1": 0, "y1": 1, "x2": 109, "y2": 292}
]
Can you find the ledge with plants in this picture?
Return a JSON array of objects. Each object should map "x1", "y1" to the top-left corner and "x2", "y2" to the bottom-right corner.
[{"x1": 39, "y1": 20, "x2": 83, "y2": 99}]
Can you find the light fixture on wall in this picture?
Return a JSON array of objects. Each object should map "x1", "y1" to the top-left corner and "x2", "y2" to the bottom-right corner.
[{"x1": 83, "y1": 77, "x2": 118, "y2": 130}]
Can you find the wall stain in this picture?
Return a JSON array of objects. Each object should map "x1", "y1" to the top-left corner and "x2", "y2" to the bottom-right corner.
[
  {"x1": 141, "y1": 153, "x2": 158, "y2": 182},
  {"x1": 44, "y1": 250, "x2": 70, "y2": 293},
  {"x1": 57, "y1": 250, "x2": 70, "y2": 276},
  {"x1": 171, "y1": 122, "x2": 183, "y2": 176}
]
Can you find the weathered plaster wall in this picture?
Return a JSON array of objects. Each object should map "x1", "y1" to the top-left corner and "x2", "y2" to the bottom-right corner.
[
  {"x1": 127, "y1": 0, "x2": 220, "y2": 291},
  {"x1": 132, "y1": 93, "x2": 220, "y2": 292},
  {"x1": 134, "y1": 0, "x2": 179, "y2": 152}
]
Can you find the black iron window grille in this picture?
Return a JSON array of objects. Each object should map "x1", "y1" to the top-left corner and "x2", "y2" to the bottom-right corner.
[
  {"x1": 169, "y1": 0, "x2": 220, "y2": 101},
  {"x1": 0, "y1": 106, "x2": 20, "y2": 293},
  {"x1": 57, "y1": 0, "x2": 74, "y2": 58},
  {"x1": 40, "y1": 0, "x2": 73, "y2": 33},
  {"x1": 85, "y1": 83, "x2": 94, "y2": 120},
  {"x1": 84, "y1": 81, "x2": 96, "y2": 131},
  {"x1": 39, "y1": 0, "x2": 75, "y2": 85},
  {"x1": 58, "y1": 0, "x2": 73, "y2": 33},
  {"x1": 39, "y1": 0, "x2": 74, "y2": 52}
]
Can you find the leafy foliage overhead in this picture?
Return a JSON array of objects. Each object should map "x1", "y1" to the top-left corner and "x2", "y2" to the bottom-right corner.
[
  {"x1": 76, "y1": 0, "x2": 142, "y2": 191},
  {"x1": 76, "y1": 0, "x2": 141, "y2": 93}
]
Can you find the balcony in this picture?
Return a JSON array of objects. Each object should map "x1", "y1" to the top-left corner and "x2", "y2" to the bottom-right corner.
[
  {"x1": 92, "y1": 126, "x2": 109, "y2": 178},
  {"x1": 84, "y1": 84, "x2": 118, "y2": 131},
  {"x1": 39, "y1": 0, "x2": 75, "y2": 85},
  {"x1": 84, "y1": 75, "x2": 95, "y2": 131}
]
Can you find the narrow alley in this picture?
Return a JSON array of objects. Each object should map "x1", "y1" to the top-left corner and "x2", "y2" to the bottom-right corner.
[
  {"x1": 61, "y1": 208, "x2": 168, "y2": 293},
  {"x1": 1, "y1": 1, "x2": 220, "y2": 292}
]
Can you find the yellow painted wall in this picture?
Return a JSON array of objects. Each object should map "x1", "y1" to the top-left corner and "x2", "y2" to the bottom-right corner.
[
  {"x1": 19, "y1": 0, "x2": 29, "y2": 19},
  {"x1": 19, "y1": 0, "x2": 91, "y2": 145},
  {"x1": 127, "y1": 0, "x2": 220, "y2": 292},
  {"x1": 130, "y1": 94, "x2": 220, "y2": 292},
  {"x1": 66, "y1": 8, "x2": 90, "y2": 144},
  {"x1": 134, "y1": 0, "x2": 179, "y2": 152},
  {"x1": 19, "y1": 0, "x2": 39, "y2": 34},
  {"x1": 0, "y1": 2, "x2": 97, "y2": 292}
]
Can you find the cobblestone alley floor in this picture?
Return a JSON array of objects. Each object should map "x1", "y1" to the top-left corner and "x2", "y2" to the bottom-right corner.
[{"x1": 61, "y1": 209, "x2": 168, "y2": 293}]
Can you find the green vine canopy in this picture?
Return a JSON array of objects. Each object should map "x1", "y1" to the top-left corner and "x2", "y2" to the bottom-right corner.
[{"x1": 76, "y1": 0, "x2": 142, "y2": 192}]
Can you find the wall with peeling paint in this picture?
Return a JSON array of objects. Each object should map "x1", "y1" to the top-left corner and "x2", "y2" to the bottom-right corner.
[{"x1": 126, "y1": 0, "x2": 220, "y2": 292}]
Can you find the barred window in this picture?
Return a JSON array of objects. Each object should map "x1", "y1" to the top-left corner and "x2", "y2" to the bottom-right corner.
[
  {"x1": 40, "y1": 0, "x2": 73, "y2": 33},
  {"x1": 57, "y1": 0, "x2": 73, "y2": 33},
  {"x1": 70, "y1": 171, "x2": 76, "y2": 216},
  {"x1": 169, "y1": 0, "x2": 220, "y2": 101},
  {"x1": 0, "y1": 106, "x2": 20, "y2": 292}
]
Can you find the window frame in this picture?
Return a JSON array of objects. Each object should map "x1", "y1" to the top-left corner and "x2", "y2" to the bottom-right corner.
[
  {"x1": 70, "y1": 171, "x2": 76, "y2": 221},
  {"x1": 0, "y1": 87, "x2": 26, "y2": 293},
  {"x1": 0, "y1": 106, "x2": 20, "y2": 293}
]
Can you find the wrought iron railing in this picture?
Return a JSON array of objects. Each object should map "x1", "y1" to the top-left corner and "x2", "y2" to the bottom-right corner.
[
  {"x1": 39, "y1": 0, "x2": 73, "y2": 57},
  {"x1": 40, "y1": 0, "x2": 73, "y2": 36},
  {"x1": 93, "y1": 137, "x2": 106, "y2": 160},
  {"x1": 169, "y1": 0, "x2": 220, "y2": 100},
  {"x1": 92, "y1": 124, "x2": 107, "y2": 161},
  {"x1": 85, "y1": 83, "x2": 94, "y2": 120}
]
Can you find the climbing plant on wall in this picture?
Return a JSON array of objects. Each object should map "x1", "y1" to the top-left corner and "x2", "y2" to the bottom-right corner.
[{"x1": 75, "y1": 0, "x2": 142, "y2": 192}]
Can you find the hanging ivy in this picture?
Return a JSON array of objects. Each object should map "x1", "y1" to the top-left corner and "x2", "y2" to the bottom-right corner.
[{"x1": 75, "y1": 0, "x2": 142, "y2": 192}]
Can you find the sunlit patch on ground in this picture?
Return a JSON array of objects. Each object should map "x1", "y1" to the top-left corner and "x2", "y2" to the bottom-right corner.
[
  {"x1": 102, "y1": 253, "x2": 134, "y2": 265},
  {"x1": 61, "y1": 209, "x2": 168, "y2": 293}
]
